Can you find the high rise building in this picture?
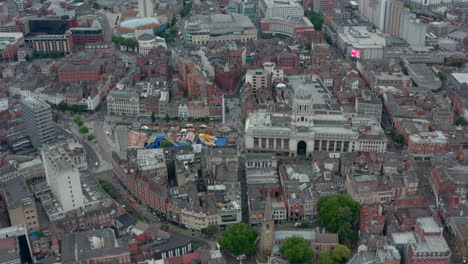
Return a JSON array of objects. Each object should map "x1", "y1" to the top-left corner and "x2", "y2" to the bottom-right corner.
[
  {"x1": 384, "y1": 0, "x2": 408, "y2": 36},
  {"x1": 138, "y1": 0, "x2": 154, "y2": 17},
  {"x1": 400, "y1": 13, "x2": 426, "y2": 48},
  {"x1": 359, "y1": 0, "x2": 387, "y2": 30},
  {"x1": 20, "y1": 97, "x2": 56, "y2": 149},
  {"x1": 41, "y1": 142, "x2": 85, "y2": 213}
]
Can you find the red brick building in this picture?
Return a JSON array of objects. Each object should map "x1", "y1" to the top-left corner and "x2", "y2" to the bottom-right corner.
[
  {"x1": 408, "y1": 131, "x2": 448, "y2": 159},
  {"x1": 359, "y1": 203, "x2": 385, "y2": 235},
  {"x1": 406, "y1": 218, "x2": 451, "y2": 264},
  {"x1": 58, "y1": 58, "x2": 104, "y2": 82}
]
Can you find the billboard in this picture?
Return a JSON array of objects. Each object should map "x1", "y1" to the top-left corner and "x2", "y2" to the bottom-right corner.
[{"x1": 350, "y1": 49, "x2": 361, "y2": 58}]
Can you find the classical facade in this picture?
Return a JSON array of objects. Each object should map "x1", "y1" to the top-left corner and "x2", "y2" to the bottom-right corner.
[{"x1": 244, "y1": 75, "x2": 387, "y2": 156}]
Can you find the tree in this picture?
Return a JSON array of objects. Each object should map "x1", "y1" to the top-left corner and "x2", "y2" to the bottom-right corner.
[
  {"x1": 225, "y1": 105, "x2": 229, "y2": 114},
  {"x1": 204, "y1": 116, "x2": 210, "y2": 124},
  {"x1": 279, "y1": 236, "x2": 314, "y2": 264},
  {"x1": 219, "y1": 223, "x2": 257, "y2": 256},
  {"x1": 151, "y1": 112, "x2": 156, "y2": 124},
  {"x1": 317, "y1": 251, "x2": 333, "y2": 264},
  {"x1": 324, "y1": 33, "x2": 333, "y2": 45},
  {"x1": 170, "y1": 25, "x2": 178, "y2": 35},
  {"x1": 305, "y1": 43, "x2": 312, "y2": 51},
  {"x1": 455, "y1": 116, "x2": 466, "y2": 126},
  {"x1": 241, "y1": 116, "x2": 247, "y2": 125},
  {"x1": 160, "y1": 141, "x2": 171, "y2": 148},
  {"x1": 332, "y1": 245, "x2": 351, "y2": 263},
  {"x1": 79, "y1": 126, "x2": 89, "y2": 134},
  {"x1": 93, "y1": 2, "x2": 100, "y2": 9},
  {"x1": 202, "y1": 226, "x2": 218, "y2": 238},
  {"x1": 438, "y1": 71, "x2": 447, "y2": 81},
  {"x1": 171, "y1": 17, "x2": 177, "y2": 26},
  {"x1": 165, "y1": 114, "x2": 170, "y2": 123},
  {"x1": 73, "y1": 116, "x2": 83, "y2": 125},
  {"x1": 58, "y1": 101, "x2": 68, "y2": 112},
  {"x1": 317, "y1": 194, "x2": 359, "y2": 246},
  {"x1": 305, "y1": 11, "x2": 324, "y2": 31},
  {"x1": 87, "y1": 134, "x2": 96, "y2": 141}
]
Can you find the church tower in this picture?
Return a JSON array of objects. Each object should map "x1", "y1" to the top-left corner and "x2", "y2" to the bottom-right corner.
[{"x1": 257, "y1": 191, "x2": 275, "y2": 261}]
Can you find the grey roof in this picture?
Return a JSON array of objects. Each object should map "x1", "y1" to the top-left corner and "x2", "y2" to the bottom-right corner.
[
  {"x1": 187, "y1": 13, "x2": 255, "y2": 36},
  {"x1": 0, "y1": 248, "x2": 20, "y2": 263},
  {"x1": 147, "y1": 234, "x2": 192, "y2": 252},
  {"x1": 21, "y1": 97, "x2": 50, "y2": 111},
  {"x1": 2, "y1": 176, "x2": 34, "y2": 210},
  {"x1": 114, "y1": 213, "x2": 137, "y2": 231},
  {"x1": 61, "y1": 228, "x2": 129, "y2": 262},
  {"x1": 137, "y1": 33, "x2": 156, "y2": 41}
]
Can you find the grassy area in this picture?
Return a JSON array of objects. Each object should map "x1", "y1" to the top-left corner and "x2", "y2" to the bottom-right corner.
[{"x1": 99, "y1": 179, "x2": 117, "y2": 199}]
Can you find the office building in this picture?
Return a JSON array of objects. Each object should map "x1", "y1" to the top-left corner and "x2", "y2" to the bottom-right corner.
[
  {"x1": 245, "y1": 69, "x2": 271, "y2": 93},
  {"x1": 138, "y1": 0, "x2": 154, "y2": 17},
  {"x1": 427, "y1": 21, "x2": 449, "y2": 38},
  {"x1": 259, "y1": 0, "x2": 303, "y2": 19},
  {"x1": 384, "y1": 0, "x2": 408, "y2": 36},
  {"x1": 184, "y1": 14, "x2": 257, "y2": 44},
  {"x1": 41, "y1": 142, "x2": 86, "y2": 214},
  {"x1": 225, "y1": 0, "x2": 256, "y2": 21},
  {"x1": 359, "y1": 0, "x2": 387, "y2": 30},
  {"x1": 400, "y1": 14, "x2": 426, "y2": 48},
  {"x1": 20, "y1": 97, "x2": 56, "y2": 149},
  {"x1": 260, "y1": 17, "x2": 315, "y2": 38},
  {"x1": 26, "y1": 34, "x2": 72, "y2": 54},
  {"x1": 1, "y1": 177, "x2": 40, "y2": 232}
]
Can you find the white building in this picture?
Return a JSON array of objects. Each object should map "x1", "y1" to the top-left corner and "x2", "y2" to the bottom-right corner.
[
  {"x1": 245, "y1": 69, "x2": 271, "y2": 93},
  {"x1": 107, "y1": 89, "x2": 140, "y2": 116},
  {"x1": 0, "y1": 97, "x2": 7, "y2": 112},
  {"x1": 178, "y1": 104, "x2": 188, "y2": 120},
  {"x1": 244, "y1": 75, "x2": 387, "y2": 156},
  {"x1": 138, "y1": 0, "x2": 153, "y2": 17},
  {"x1": 259, "y1": 0, "x2": 303, "y2": 19},
  {"x1": 137, "y1": 33, "x2": 166, "y2": 55},
  {"x1": 41, "y1": 142, "x2": 86, "y2": 214},
  {"x1": 337, "y1": 26, "x2": 386, "y2": 60},
  {"x1": 400, "y1": 14, "x2": 426, "y2": 48},
  {"x1": 0, "y1": 32, "x2": 24, "y2": 45}
]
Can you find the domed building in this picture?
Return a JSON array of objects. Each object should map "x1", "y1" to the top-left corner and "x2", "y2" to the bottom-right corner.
[{"x1": 137, "y1": 33, "x2": 166, "y2": 55}]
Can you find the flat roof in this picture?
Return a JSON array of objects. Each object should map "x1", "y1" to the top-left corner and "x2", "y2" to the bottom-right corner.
[{"x1": 452, "y1": 73, "x2": 468, "y2": 84}]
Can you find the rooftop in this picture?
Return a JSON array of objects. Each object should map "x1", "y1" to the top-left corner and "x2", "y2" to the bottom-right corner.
[
  {"x1": 61, "y1": 229, "x2": 129, "y2": 262},
  {"x1": 120, "y1": 17, "x2": 161, "y2": 29},
  {"x1": 2, "y1": 176, "x2": 34, "y2": 210}
]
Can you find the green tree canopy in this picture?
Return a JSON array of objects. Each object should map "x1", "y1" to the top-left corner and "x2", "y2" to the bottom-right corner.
[
  {"x1": 79, "y1": 126, "x2": 89, "y2": 134},
  {"x1": 455, "y1": 116, "x2": 466, "y2": 126},
  {"x1": 317, "y1": 194, "x2": 359, "y2": 246},
  {"x1": 151, "y1": 112, "x2": 157, "y2": 124},
  {"x1": 332, "y1": 244, "x2": 352, "y2": 263},
  {"x1": 87, "y1": 134, "x2": 96, "y2": 141},
  {"x1": 279, "y1": 236, "x2": 314, "y2": 264},
  {"x1": 317, "y1": 251, "x2": 333, "y2": 264},
  {"x1": 218, "y1": 223, "x2": 257, "y2": 256},
  {"x1": 305, "y1": 11, "x2": 324, "y2": 31}
]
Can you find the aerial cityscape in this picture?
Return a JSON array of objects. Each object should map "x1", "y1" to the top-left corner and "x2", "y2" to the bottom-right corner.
[{"x1": 0, "y1": 0, "x2": 467, "y2": 263}]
